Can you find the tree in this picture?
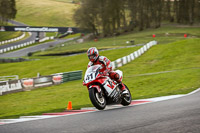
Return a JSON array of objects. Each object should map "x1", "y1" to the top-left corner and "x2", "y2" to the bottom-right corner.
[
  {"x1": 0, "y1": 0, "x2": 17, "y2": 24},
  {"x1": 73, "y1": 0, "x2": 99, "y2": 36},
  {"x1": 188, "y1": 0, "x2": 195, "y2": 25},
  {"x1": 73, "y1": 0, "x2": 200, "y2": 37}
]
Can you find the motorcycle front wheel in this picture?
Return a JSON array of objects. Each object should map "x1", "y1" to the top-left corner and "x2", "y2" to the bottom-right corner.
[
  {"x1": 89, "y1": 88, "x2": 106, "y2": 110},
  {"x1": 121, "y1": 84, "x2": 132, "y2": 106}
]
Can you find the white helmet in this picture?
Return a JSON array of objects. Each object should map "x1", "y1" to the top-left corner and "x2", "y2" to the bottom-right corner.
[{"x1": 87, "y1": 47, "x2": 99, "y2": 62}]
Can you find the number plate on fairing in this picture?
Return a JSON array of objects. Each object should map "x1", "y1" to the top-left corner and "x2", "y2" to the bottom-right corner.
[
  {"x1": 84, "y1": 65, "x2": 101, "y2": 84},
  {"x1": 85, "y1": 73, "x2": 96, "y2": 83}
]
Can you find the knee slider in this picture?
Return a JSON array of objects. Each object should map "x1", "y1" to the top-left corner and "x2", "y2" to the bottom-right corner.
[{"x1": 114, "y1": 73, "x2": 120, "y2": 80}]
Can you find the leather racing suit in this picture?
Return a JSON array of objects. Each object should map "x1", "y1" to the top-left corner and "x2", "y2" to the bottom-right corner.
[{"x1": 87, "y1": 55, "x2": 126, "y2": 91}]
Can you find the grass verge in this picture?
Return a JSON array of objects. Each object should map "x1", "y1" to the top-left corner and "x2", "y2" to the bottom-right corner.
[
  {"x1": 0, "y1": 38, "x2": 199, "y2": 119},
  {"x1": 0, "y1": 32, "x2": 23, "y2": 43},
  {"x1": 34, "y1": 25, "x2": 200, "y2": 56},
  {"x1": 15, "y1": 0, "x2": 78, "y2": 27}
]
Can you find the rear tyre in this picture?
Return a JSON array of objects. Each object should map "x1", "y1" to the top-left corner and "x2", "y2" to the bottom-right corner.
[
  {"x1": 89, "y1": 88, "x2": 106, "y2": 110},
  {"x1": 121, "y1": 84, "x2": 132, "y2": 106}
]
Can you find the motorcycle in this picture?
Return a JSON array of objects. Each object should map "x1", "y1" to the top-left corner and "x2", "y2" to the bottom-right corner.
[{"x1": 83, "y1": 65, "x2": 132, "y2": 110}]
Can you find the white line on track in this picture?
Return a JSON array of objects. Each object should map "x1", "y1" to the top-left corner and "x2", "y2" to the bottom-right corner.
[{"x1": 0, "y1": 88, "x2": 200, "y2": 125}]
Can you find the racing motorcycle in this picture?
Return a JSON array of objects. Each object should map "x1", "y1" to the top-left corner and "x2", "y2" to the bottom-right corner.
[{"x1": 83, "y1": 65, "x2": 132, "y2": 110}]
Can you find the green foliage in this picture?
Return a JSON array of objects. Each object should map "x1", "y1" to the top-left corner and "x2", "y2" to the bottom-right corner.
[
  {"x1": 0, "y1": 0, "x2": 17, "y2": 24},
  {"x1": 74, "y1": 0, "x2": 200, "y2": 36}
]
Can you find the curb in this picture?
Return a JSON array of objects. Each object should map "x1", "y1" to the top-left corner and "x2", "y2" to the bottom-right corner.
[
  {"x1": 0, "y1": 36, "x2": 54, "y2": 54},
  {"x1": 0, "y1": 32, "x2": 26, "y2": 46},
  {"x1": 0, "y1": 87, "x2": 199, "y2": 125}
]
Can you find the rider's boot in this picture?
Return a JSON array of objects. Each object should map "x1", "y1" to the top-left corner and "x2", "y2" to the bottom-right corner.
[
  {"x1": 119, "y1": 83, "x2": 128, "y2": 95},
  {"x1": 109, "y1": 71, "x2": 128, "y2": 95}
]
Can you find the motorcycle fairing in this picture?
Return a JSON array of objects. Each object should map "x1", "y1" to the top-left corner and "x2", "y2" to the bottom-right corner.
[{"x1": 89, "y1": 85, "x2": 101, "y2": 93}]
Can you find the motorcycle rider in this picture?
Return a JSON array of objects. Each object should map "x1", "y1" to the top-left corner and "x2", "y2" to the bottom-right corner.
[{"x1": 87, "y1": 47, "x2": 128, "y2": 95}]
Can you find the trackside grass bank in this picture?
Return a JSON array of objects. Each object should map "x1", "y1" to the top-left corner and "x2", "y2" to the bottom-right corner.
[
  {"x1": 15, "y1": 0, "x2": 77, "y2": 26},
  {"x1": 0, "y1": 32, "x2": 23, "y2": 42},
  {"x1": 35, "y1": 25, "x2": 200, "y2": 56},
  {"x1": 121, "y1": 38, "x2": 200, "y2": 99},
  {"x1": 0, "y1": 46, "x2": 141, "y2": 78},
  {"x1": 0, "y1": 38, "x2": 199, "y2": 119}
]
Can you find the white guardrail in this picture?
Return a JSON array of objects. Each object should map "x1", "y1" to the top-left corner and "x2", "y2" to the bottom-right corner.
[
  {"x1": 0, "y1": 32, "x2": 26, "y2": 46},
  {"x1": 0, "y1": 40, "x2": 157, "y2": 95},
  {"x1": 111, "y1": 40, "x2": 158, "y2": 69},
  {"x1": 0, "y1": 75, "x2": 19, "y2": 82},
  {"x1": 0, "y1": 36, "x2": 54, "y2": 54}
]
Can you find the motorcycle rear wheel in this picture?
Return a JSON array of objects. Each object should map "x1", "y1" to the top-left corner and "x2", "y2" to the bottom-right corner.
[
  {"x1": 89, "y1": 88, "x2": 106, "y2": 110},
  {"x1": 121, "y1": 84, "x2": 132, "y2": 106}
]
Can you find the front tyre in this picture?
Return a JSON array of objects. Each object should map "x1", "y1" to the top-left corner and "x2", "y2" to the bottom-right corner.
[
  {"x1": 121, "y1": 84, "x2": 132, "y2": 106},
  {"x1": 89, "y1": 88, "x2": 106, "y2": 110}
]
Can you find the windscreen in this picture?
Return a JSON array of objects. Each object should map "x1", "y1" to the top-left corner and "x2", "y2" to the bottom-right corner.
[{"x1": 84, "y1": 65, "x2": 101, "y2": 84}]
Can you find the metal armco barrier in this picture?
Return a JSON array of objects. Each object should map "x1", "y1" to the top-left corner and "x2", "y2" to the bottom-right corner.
[
  {"x1": 0, "y1": 70, "x2": 82, "y2": 95},
  {"x1": 0, "y1": 58, "x2": 30, "y2": 63},
  {"x1": 0, "y1": 75, "x2": 19, "y2": 81},
  {"x1": 0, "y1": 80, "x2": 23, "y2": 95},
  {"x1": 0, "y1": 39, "x2": 156, "y2": 95},
  {"x1": 53, "y1": 70, "x2": 82, "y2": 83},
  {"x1": 112, "y1": 40, "x2": 157, "y2": 69}
]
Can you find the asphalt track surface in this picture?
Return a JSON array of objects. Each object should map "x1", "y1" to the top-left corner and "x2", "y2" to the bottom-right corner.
[
  {"x1": 0, "y1": 38, "x2": 75, "y2": 58},
  {"x1": 0, "y1": 90, "x2": 200, "y2": 133},
  {"x1": 0, "y1": 20, "x2": 73, "y2": 58},
  {"x1": 0, "y1": 20, "x2": 38, "y2": 50}
]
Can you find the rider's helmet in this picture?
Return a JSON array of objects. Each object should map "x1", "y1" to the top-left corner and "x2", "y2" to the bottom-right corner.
[{"x1": 87, "y1": 47, "x2": 99, "y2": 62}]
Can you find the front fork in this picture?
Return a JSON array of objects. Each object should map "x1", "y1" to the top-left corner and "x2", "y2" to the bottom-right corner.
[{"x1": 88, "y1": 85, "x2": 103, "y2": 98}]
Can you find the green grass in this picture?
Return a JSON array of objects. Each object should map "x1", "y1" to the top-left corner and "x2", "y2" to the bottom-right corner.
[
  {"x1": 121, "y1": 39, "x2": 200, "y2": 99},
  {"x1": 0, "y1": 32, "x2": 23, "y2": 42},
  {"x1": 50, "y1": 0, "x2": 79, "y2": 3},
  {"x1": 35, "y1": 25, "x2": 200, "y2": 56},
  {"x1": 0, "y1": 46, "x2": 141, "y2": 78},
  {"x1": 0, "y1": 80, "x2": 90, "y2": 119},
  {"x1": 15, "y1": 0, "x2": 78, "y2": 27},
  {"x1": 0, "y1": 38, "x2": 199, "y2": 119},
  {"x1": 0, "y1": 0, "x2": 77, "y2": 49},
  {"x1": 0, "y1": 23, "x2": 24, "y2": 42},
  {"x1": 126, "y1": 69, "x2": 200, "y2": 99},
  {"x1": 0, "y1": 0, "x2": 199, "y2": 119},
  {"x1": 0, "y1": 46, "x2": 141, "y2": 119},
  {"x1": 0, "y1": 24, "x2": 200, "y2": 119}
]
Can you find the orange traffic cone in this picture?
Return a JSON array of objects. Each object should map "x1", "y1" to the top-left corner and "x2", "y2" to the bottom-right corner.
[{"x1": 67, "y1": 101, "x2": 73, "y2": 110}]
